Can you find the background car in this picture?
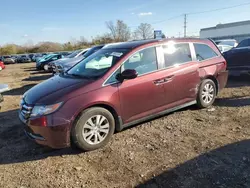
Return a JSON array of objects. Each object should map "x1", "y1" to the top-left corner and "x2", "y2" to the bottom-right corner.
[
  {"x1": 2, "y1": 56, "x2": 16, "y2": 64},
  {"x1": 0, "y1": 61, "x2": 5, "y2": 71},
  {"x1": 53, "y1": 45, "x2": 104, "y2": 74},
  {"x1": 28, "y1": 54, "x2": 35, "y2": 60},
  {"x1": 36, "y1": 53, "x2": 64, "y2": 70},
  {"x1": 223, "y1": 38, "x2": 250, "y2": 76},
  {"x1": 58, "y1": 51, "x2": 72, "y2": 56},
  {"x1": 215, "y1": 39, "x2": 238, "y2": 48},
  {"x1": 217, "y1": 44, "x2": 233, "y2": 53},
  {"x1": 49, "y1": 48, "x2": 90, "y2": 73},
  {"x1": 66, "y1": 48, "x2": 90, "y2": 58},
  {"x1": 33, "y1": 53, "x2": 44, "y2": 62},
  {"x1": 18, "y1": 55, "x2": 32, "y2": 63}
]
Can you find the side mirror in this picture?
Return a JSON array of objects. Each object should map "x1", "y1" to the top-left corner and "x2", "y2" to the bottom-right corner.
[{"x1": 116, "y1": 69, "x2": 138, "y2": 81}]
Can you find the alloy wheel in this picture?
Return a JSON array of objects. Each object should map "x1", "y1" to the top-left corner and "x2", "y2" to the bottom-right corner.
[
  {"x1": 201, "y1": 83, "x2": 215, "y2": 104},
  {"x1": 82, "y1": 115, "x2": 110, "y2": 145}
]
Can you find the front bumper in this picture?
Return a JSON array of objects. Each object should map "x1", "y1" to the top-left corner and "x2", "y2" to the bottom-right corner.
[{"x1": 19, "y1": 112, "x2": 71, "y2": 149}]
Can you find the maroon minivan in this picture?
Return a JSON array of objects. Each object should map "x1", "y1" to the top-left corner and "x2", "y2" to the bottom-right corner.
[{"x1": 19, "y1": 38, "x2": 228, "y2": 151}]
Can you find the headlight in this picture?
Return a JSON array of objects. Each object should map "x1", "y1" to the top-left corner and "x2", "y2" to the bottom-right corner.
[{"x1": 31, "y1": 102, "x2": 63, "y2": 117}]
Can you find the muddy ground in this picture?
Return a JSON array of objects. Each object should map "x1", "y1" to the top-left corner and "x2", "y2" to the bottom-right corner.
[{"x1": 0, "y1": 63, "x2": 250, "y2": 188}]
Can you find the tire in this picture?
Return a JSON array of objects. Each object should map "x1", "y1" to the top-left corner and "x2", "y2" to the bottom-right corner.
[
  {"x1": 71, "y1": 107, "x2": 115, "y2": 151},
  {"x1": 196, "y1": 79, "x2": 217, "y2": 108}
]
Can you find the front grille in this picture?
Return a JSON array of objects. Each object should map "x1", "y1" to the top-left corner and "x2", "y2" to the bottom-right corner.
[{"x1": 20, "y1": 99, "x2": 33, "y2": 120}]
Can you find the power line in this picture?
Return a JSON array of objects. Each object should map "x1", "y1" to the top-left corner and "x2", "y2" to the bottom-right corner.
[
  {"x1": 150, "y1": 15, "x2": 183, "y2": 25},
  {"x1": 182, "y1": 2, "x2": 250, "y2": 38},
  {"x1": 129, "y1": 1, "x2": 250, "y2": 30},
  {"x1": 139, "y1": 1, "x2": 250, "y2": 27},
  {"x1": 187, "y1": 2, "x2": 250, "y2": 15},
  {"x1": 129, "y1": 15, "x2": 182, "y2": 28}
]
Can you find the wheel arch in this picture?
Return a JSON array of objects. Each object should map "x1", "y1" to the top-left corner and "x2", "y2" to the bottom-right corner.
[{"x1": 72, "y1": 103, "x2": 122, "y2": 133}]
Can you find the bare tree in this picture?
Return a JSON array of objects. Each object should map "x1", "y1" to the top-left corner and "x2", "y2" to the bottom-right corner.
[
  {"x1": 106, "y1": 21, "x2": 117, "y2": 40},
  {"x1": 135, "y1": 23, "x2": 154, "y2": 40},
  {"x1": 106, "y1": 20, "x2": 131, "y2": 42}
]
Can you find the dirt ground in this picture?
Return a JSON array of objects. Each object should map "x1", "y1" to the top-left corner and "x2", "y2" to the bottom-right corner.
[{"x1": 0, "y1": 63, "x2": 250, "y2": 188}]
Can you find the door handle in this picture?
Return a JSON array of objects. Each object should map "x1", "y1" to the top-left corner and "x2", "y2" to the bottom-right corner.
[
  {"x1": 154, "y1": 75, "x2": 174, "y2": 85},
  {"x1": 164, "y1": 75, "x2": 174, "y2": 82}
]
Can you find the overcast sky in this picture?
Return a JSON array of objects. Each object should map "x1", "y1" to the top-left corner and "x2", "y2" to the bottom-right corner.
[{"x1": 0, "y1": 0, "x2": 250, "y2": 45}]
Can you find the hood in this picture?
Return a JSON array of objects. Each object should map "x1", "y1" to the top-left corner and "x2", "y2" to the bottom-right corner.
[{"x1": 24, "y1": 74, "x2": 94, "y2": 105}]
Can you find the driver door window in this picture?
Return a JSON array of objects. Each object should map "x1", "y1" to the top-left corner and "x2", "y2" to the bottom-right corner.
[{"x1": 121, "y1": 47, "x2": 158, "y2": 76}]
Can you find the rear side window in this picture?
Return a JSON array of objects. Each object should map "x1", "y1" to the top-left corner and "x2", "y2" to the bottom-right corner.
[
  {"x1": 194, "y1": 43, "x2": 218, "y2": 61},
  {"x1": 163, "y1": 43, "x2": 192, "y2": 67}
]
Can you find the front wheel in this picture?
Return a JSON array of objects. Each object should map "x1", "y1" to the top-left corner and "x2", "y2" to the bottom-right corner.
[
  {"x1": 196, "y1": 79, "x2": 216, "y2": 108},
  {"x1": 71, "y1": 107, "x2": 115, "y2": 151},
  {"x1": 43, "y1": 64, "x2": 49, "y2": 71}
]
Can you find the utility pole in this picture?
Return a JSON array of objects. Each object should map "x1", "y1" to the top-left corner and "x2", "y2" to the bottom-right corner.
[{"x1": 184, "y1": 14, "x2": 187, "y2": 38}]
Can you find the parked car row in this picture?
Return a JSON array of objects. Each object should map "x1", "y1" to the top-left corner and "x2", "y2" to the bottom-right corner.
[
  {"x1": 35, "y1": 46, "x2": 104, "y2": 72},
  {"x1": 19, "y1": 38, "x2": 229, "y2": 151},
  {"x1": 0, "y1": 51, "x2": 72, "y2": 65}
]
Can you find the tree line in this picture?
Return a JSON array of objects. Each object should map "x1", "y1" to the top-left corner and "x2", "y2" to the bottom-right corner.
[{"x1": 0, "y1": 20, "x2": 158, "y2": 55}]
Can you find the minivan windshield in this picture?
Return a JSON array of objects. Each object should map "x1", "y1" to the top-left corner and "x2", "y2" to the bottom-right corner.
[{"x1": 67, "y1": 48, "x2": 129, "y2": 78}]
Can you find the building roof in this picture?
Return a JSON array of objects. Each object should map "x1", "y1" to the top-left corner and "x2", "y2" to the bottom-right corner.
[{"x1": 201, "y1": 20, "x2": 250, "y2": 31}]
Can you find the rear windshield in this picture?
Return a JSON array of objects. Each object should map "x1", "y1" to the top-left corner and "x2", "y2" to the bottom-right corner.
[{"x1": 237, "y1": 39, "x2": 250, "y2": 48}]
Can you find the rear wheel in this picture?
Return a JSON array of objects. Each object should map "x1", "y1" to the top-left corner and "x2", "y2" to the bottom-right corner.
[
  {"x1": 71, "y1": 107, "x2": 115, "y2": 151},
  {"x1": 196, "y1": 79, "x2": 216, "y2": 108}
]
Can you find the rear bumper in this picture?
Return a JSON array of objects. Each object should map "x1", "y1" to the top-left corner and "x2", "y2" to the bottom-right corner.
[
  {"x1": 217, "y1": 70, "x2": 229, "y2": 91},
  {"x1": 19, "y1": 112, "x2": 71, "y2": 149}
]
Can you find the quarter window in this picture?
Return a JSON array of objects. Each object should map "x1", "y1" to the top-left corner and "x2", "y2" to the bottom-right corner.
[
  {"x1": 162, "y1": 43, "x2": 192, "y2": 68},
  {"x1": 194, "y1": 43, "x2": 218, "y2": 61},
  {"x1": 105, "y1": 68, "x2": 121, "y2": 85},
  {"x1": 122, "y1": 47, "x2": 158, "y2": 76}
]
